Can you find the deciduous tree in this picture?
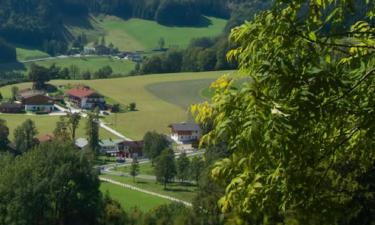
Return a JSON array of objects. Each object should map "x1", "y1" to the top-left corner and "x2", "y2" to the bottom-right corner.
[
  {"x1": 155, "y1": 148, "x2": 176, "y2": 189},
  {"x1": 177, "y1": 152, "x2": 190, "y2": 183},
  {"x1": 14, "y1": 119, "x2": 38, "y2": 153},
  {"x1": 193, "y1": 0, "x2": 375, "y2": 223}
]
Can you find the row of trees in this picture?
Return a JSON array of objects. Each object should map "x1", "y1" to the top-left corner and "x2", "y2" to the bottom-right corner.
[
  {"x1": 28, "y1": 63, "x2": 115, "y2": 90},
  {"x1": 133, "y1": 36, "x2": 237, "y2": 75}
]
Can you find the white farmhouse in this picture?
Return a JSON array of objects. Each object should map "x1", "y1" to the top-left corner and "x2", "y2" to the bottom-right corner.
[{"x1": 169, "y1": 122, "x2": 202, "y2": 144}]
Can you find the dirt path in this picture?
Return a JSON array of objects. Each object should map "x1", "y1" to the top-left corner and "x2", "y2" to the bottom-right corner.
[{"x1": 100, "y1": 177, "x2": 192, "y2": 207}]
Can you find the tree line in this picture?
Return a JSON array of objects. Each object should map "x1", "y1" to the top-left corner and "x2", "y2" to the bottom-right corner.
[
  {"x1": 132, "y1": 36, "x2": 237, "y2": 75},
  {"x1": 0, "y1": 0, "x2": 233, "y2": 49}
]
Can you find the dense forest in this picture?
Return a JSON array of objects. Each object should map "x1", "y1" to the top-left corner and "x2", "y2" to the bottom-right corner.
[
  {"x1": 0, "y1": 0, "x2": 271, "y2": 64},
  {"x1": 0, "y1": 0, "x2": 230, "y2": 46}
]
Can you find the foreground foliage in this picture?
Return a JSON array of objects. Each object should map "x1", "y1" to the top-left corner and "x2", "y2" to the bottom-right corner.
[{"x1": 194, "y1": 0, "x2": 375, "y2": 224}]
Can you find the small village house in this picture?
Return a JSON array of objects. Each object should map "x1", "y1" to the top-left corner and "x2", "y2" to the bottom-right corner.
[
  {"x1": 169, "y1": 122, "x2": 202, "y2": 144},
  {"x1": 98, "y1": 139, "x2": 144, "y2": 158},
  {"x1": 66, "y1": 86, "x2": 105, "y2": 110},
  {"x1": 20, "y1": 90, "x2": 54, "y2": 112},
  {"x1": 122, "y1": 140, "x2": 144, "y2": 158},
  {"x1": 99, "y1": 139, "x2": 124, "y2": 156}
]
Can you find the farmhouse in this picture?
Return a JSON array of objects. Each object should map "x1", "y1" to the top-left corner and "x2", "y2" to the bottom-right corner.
[
  {"x1": 21, "y1": 93, "x2": 54, "y2": 112},
  {"x1": 66, "y1": 87, "x2": 105, "y2": 109},
  {"x1": 99, "y1": 139, "x2": 124, "y2": 155},
  {"x1": 122, "y1": 140, "x2": 144, "y2": 158},
  {"x1": 169, "y1": 122, "x2": 202, "y2": 144},
  {"x1": 0, "y1": 102, "x2": 24, "y2": 113}
]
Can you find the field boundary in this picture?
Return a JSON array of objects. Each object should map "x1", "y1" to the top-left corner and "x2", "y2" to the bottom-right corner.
[{"x1": 100, "y1": 177, "x2": 192, "y2": 207}]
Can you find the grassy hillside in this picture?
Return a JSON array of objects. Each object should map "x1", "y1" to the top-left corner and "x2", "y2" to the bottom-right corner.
[
  {"x1": 0, "y1": 71, "x2": 234, "y2": 140},
  {"x1": 16, "y1": 47, "x2": 50, "y2": 61},
  {"x1": 69, "y1": 15, "x2": 227, "y2": 51},
  {"x1": 28, "y1": 56, "x2": 135, "y2": 75}
]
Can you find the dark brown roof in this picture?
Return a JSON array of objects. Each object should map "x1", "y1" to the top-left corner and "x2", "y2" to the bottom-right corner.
[
  {"x1": 169, "y1": 123, "x2": 200, "y2": 131},
  {"x1": 123, "y1": 141, "x2": 144, "y2": 149},
  {"x1": 23, "y1": 94, "x2": 54, "y2": 105}
]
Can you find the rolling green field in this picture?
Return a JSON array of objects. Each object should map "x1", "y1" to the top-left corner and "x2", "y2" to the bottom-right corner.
[
  {"x1": 0, "y1": 71, "x2": 233, "y2": 140},
  {"x1": 69, "y1": 15, "x2": 227, "y2": 51},
  {"x1": 100, "y1": 182, "x2": 170, "y2": 211}
]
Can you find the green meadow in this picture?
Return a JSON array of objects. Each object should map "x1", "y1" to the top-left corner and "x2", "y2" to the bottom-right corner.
[
  {"x1": 100, "y1": 182, "x2": 171, "y2": 212},
  {"x1": 0, "y1": 114, "x2": 116, "y2": 140},
  {"x1": 0, "y1": 71, "x2": 232, "y2": 140},
  {"x1": 69, "y1": 15, "x2": 227, "y2": 52},
  {"x1": 29, "y1": 56, "x2": 135, "y2": 75}
]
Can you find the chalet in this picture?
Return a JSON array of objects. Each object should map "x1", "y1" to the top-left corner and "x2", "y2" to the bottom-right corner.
[
  {"x1": 169, "y1": 122, "x2": 202, "y2": 144},
  {"x1": 98, "y1": 139, "x2": 144, "y2": 158},
  {"x1": 123, "y1": 140, "x2": 144, "y2": 158},
  {"x1": 0, "y1": 102, "x2": 24, "y2": 113},
  {"x1": 21, "y1": 93, "x2": 54, "y2": 112},
  {"x1": 99, "y1": 139, "x2": 124, "y2": 155},
  {"x1": 66, "y1": 87, "x2": 105, "y2": 109}
]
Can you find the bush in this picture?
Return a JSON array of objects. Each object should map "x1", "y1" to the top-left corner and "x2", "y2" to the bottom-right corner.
[{"x1": 128, "y1": 102, "x2": 136, "y2": 111}]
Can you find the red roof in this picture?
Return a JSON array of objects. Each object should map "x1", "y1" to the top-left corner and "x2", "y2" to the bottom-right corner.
[
  {"x1": 66, "y1": 88, "x2": 99, "y2": 98},
  {"x1": 37, "y1": 134, "x2": 54, "y2": 143}
]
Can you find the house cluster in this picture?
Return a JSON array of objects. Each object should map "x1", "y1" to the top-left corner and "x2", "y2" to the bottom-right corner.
[
  {"x1": 0, "y1": 89, "x2": 55, "y2": 113},
  {"x1": 65, "y1": 86, "x2": 106, "y2": 110},
  {"x1": 75, "y1": 137, "x2": 144, "y2": 158},
  {"x1": 0, "y1": 85, "x2": 107, "y2": 114},
  {"x1": 82, "y1": 47, "x2": 143, "y2": 63}
]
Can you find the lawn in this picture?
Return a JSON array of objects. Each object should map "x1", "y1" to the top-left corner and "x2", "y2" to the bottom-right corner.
[
  {"x1": 100, "y1": 182, "x2": 170, "y2": 212},
  {"x1": 0, "y1": 71, "x2": 234, "y2": 140},
  {"x1": 101, "y1": 174, "x2": 198, "y2": 203},
  {"x1": 69, "y1": 15, "x2": 227, "y2": 51},
  {"x1": 0, "y1": 114, "x2": 116, "y2": 141},
  {"x1": 114, "y1": 162, "x2": 155, "y2": 176}
]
